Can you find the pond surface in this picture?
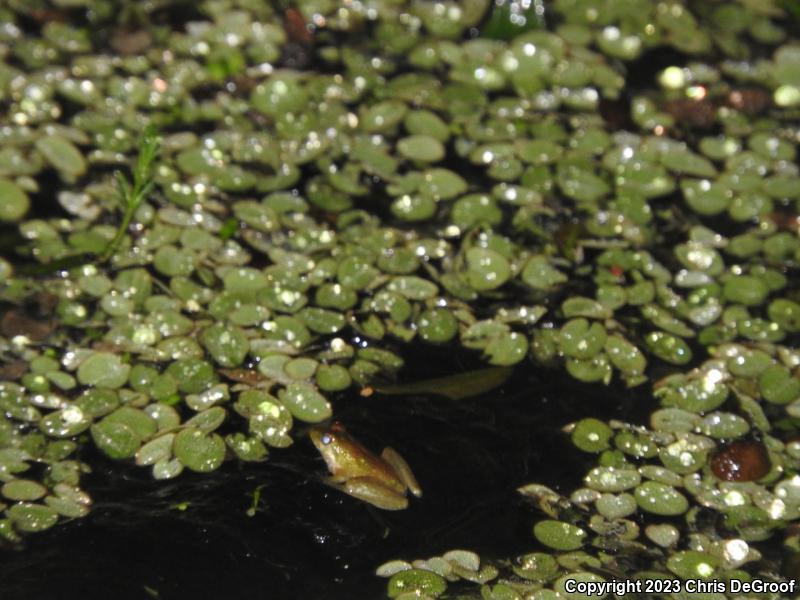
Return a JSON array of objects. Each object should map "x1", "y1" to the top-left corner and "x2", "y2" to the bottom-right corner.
[
  {"x1": 0, "y1": 350, "x2": 649, "y2": 599},
  {"x1": 2, "y1": 1, "x2": 800, "y2": 597}
]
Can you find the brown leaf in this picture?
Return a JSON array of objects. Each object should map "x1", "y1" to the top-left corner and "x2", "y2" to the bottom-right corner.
[
  {"x1": 727, "y1": 88, "x2": 771, "y2": 115},
  {"x1": 109, "y1": 28, "x2": 153, "y2": 56},
  {"x1": 664, "y1": 98, "x2": 716, "y2": 129},
  {"x1": 0, "y1": 360, "x2": 27, "y2": 380},
  {"x1": 711, "y1": 439, "x2": 771, "y2": 482},
  {"x1": 284, "y1": 7, "x2": 313, "y2": 45},
  {"x1": 1, "y1": 310, "x2": 55, "y2": 341},
  {"x1": 35, "y1": 292, "x2": 59, "y2": 314},
  {"x1": 219, "y1": 368, "x2": 266, "y2": 385}
]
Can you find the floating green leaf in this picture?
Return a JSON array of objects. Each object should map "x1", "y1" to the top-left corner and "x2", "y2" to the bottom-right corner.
[
  {"x1": 8, "y1": 503, "x2": 59, "y2": 532},
  {"x1": 77, "y1": 353, "x2": 131, "y2": 389},
  {"x1": 173, "y1": 428, "x2": 225, "y2": 473},
  {"x1": 35, "y1": 136, "x2": 87, "y2": 177},
  {"x1": 387, "y1": 568, "x2": 447, "y2": 598},
  {"x1": 0, "y1": 179, "x2": 30, "y2": 222},
  {"x1": 278, "y1": 383, "x2": 332, "y2": 423},
  {"x1": 533, "y1": 520, "x2": 587, "y2": 551}
]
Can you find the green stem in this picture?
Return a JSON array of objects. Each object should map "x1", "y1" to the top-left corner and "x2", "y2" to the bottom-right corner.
[
  {"x1": 100, "y1": 128, "x2": 160, "y2": 263},
  {"x1": 100, "y1": 195, "x2": 140, "y2": 262}
]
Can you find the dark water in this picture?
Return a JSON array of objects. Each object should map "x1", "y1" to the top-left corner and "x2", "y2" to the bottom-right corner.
[{"x1": 0, "y1": 350, "x2": 652, "y2": 600}]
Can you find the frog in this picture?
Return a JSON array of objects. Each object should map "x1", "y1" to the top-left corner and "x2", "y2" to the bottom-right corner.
[{"x1": 309, "y1": 422, "x2": 423, "y2": 510}]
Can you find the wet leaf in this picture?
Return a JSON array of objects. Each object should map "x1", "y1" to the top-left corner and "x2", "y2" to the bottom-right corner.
[
  {"x1": 521, "y1": 256, "x2": 567, "y2": 290},
  {"x1": 90, "y1": 420, "x2": 140, "y2": 460},
  {"x1": 77, "y1": 353, "x2": 131, "y2": 389},
  {"x1": 35, "y1": 136, "x2": 87, "y2": 178},
  {"x1": 39, "y1": 405, "x2": 92, "y2": 438},
  {"x1": 667, "y1": 551, "x2": 719, "y2": 580},
  {"x1": 2, "y1": 480, "x2": 47, "y2": 502},
  {"x1": 634, "y1": 482, "x2": 689, "y2": 516},
  {"x1": 1, "y1": 310, "x2": 54, "y2": 341},
  {"x1": 533, "y1": 520, "x2": 587, "y2": 551},
  {"x1": 387, "y1": 568, "x2": 447, "y2": 598},
  {"x1": 135, "y1": 434, "x2": 175, "y2": 467},
  {"x1": 173, "y1": 428, "x2": 225, "y2": 473},
  {"x1": 0, "y1": 179, "x2": 30, "y2": 222},
  {"x1": 200, "y1": 323, "x2": 249, "y2": 368},
  {"x1": 375, "y1": 366, "x2": 512, "y2": 400},
  {"x1": 570, "y1": 418, "x2": 613, "y2": 453},
  {"x1": 465, "y1": 248, "x2": 511, "y2": 291},
  {"x1": 484, "y1": 332, "x2": 528, "y2": 366},
  {"x1": 559, "y1": 319, "x2": 606, "y2": 360},
  {"x1": 596, "y1": 493, "x2": 637, "y2": 519},
  {"x1": 278, "y1": 383, "x2": 332, "y2": 423},
  {"x1": 416, "y1": 308, "x2": 458, "y2": 343},
  {"x1": 397, "y1": 135, "x2": 445, "y2": 163},
  {"x1": 711, "y1": 440, "x2": 771, "y2": 482},
  {"x1": 8, "y1": 502, "x2": 58, "y2": 532}
]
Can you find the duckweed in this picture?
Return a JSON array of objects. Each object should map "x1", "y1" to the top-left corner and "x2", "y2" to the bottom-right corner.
[
  {"x1": 76, "y1": 353, "x2": 131, "y2": 389},
  {"x1": 559, "y1": 319, "x2": 606, "y2": 360},
  {"x1": 416, "y1": 309, "x2": 459, "y2": 344},
  {"x1": 278, "y1": 383, "x2": 332, "y2": 423},
  {"x1": 645, "y1": 332, "x2": 692, "y2": 365},
  {"x1": 0, "y1": 180, "x2": 30, "y2": 222},
  {"x1": 570, "y1": 418, "x2": 613, "y2": 453},
  {"x1": 465, "y1": 248, "x2": 511, "y2": 291},
  {"x1": 2, "y1": 480, "x2": 47, "y2": 502},
  {"x1": 634, "y1": 482, "x2": 689, "y2": 516},
  {"x1": 0, "y1": 0, "x2": 799, "y2": 595},
  {"x1": 173, "y1": 428, "x2": 225, "y2": 473},
  {"x1": 34, "y1": 136, "x2": 87, "y2": 179},
  {"x1": 667, "y1": 551, "x2": 719, "y2": 580},
  {"x1": 90, "y1": 419, "x2": 141, "y2": 460},
  {"x1": 8, "y1": 503, "x2": 59, "y2": 533},
  {"x1": 533, "y1": 520, "x2": 587, "y2": 551},
  {"x1": 584, "y1": 466, "x2": 641, "y2": 492},
  {"x1": 387, "y1": 568, "x2": 447, "y2": 598}
]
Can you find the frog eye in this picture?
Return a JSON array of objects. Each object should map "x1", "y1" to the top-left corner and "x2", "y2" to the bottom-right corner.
[{"x1": 321, "y1": 433, "x2": 332, "y2": 445}]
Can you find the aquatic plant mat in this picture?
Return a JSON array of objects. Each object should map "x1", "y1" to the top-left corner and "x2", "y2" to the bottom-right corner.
[
  {"x1": 2, "y1": 0, "x2": 800, "y2": 598},
  {"x1": 1, "y1": 358, "x2": 637, "y2": 598}
]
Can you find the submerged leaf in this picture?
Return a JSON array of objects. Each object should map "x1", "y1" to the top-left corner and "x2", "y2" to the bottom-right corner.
[{"x1": 375, "y1": 366, "x2": 512, "y2": 400}]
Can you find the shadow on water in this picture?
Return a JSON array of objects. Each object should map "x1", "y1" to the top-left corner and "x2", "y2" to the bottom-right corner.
[{"x1": 0, "y1": 346, "x2": 654, "y2": 600}]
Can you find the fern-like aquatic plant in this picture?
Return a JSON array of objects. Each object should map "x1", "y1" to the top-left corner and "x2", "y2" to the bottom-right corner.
[{"x1": 101, "y1": 126, "x2": 161, "y2": 262}]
